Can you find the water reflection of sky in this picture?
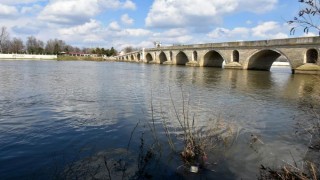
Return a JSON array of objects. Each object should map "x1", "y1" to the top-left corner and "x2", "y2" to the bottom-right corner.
[{"x1": 0, "y1": 60, "x2": 319, "y2": 179}]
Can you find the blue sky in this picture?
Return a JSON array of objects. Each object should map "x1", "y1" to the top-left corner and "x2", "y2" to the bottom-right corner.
[{"x1": 0, "y1": 0, "x2": 316, "y2": 50}]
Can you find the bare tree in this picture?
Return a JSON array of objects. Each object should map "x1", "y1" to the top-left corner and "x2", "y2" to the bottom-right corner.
[
  {"x1": 288, "y1": 0, "x2": 320, "y2": 35},
  {"x1": 74, "y1": 47, "x2": 81, "y2": 53},
  {"x1": 64, "y1": 45, "x2": 74, "y2": 53},
  {"x1": 37, "y1": 40, "x2": 44, "y2": 54},
  {"x1": 45, "y1": 39, "x2": 55, "y2": 54},
  {"x1": 123, "y1": 46, "x2": 139, "y2": 53},
  {"x1": 10, "y1": 38, "x2": 24, "y2": 53},
  {"x1": 0, "y1": 26, "x2": 10, "y2": 53},
  {"x1": 26, "y1": 36, "x2": 44, "y2": 54},
  {"x1": 82, "y1": 47, "x2": 91, "y2": 54},
  {"x1": 45, "y1": 39, "x2": 66, "y2": 54},
  {"x1": 1, "y1": 40, "x2": 11, "y2": 53}
]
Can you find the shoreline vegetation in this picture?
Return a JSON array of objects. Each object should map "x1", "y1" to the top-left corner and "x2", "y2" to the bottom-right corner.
[{"x1": 57, "y1": 55, "x2": 115, "y2": 61}]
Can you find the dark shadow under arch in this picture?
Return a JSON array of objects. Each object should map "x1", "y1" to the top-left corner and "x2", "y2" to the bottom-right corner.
[
  {"x1": 176, "y1": 51, "x2": 189, "y2": 65},
  {"x1": 204, "y1": 50, "x2": 224, "y2": 67},
  {"x1": 233, "y1": 50, "x2": 239, "y2": 63},
  {"x1": 306, "y1": 49, "x2": 318, "y2": 63},
  {"x1": 146, "y1": 53, "x2": 153, "y2": 62},
  {"x1": 137, "y1": 54, "x2": 141, "y2": 61},
  {"x1": 248, "y1": 49, "x2": 291, "y2": 71},
  {"x1": 159, "y1": 52, "x2": 167, "y2": 64},
  {"x1": 131, "y1": 55, "x2": 134, "y2": 61}
]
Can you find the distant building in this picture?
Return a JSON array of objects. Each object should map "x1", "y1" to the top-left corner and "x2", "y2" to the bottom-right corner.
[{"x1": 66, "y1": 52, "x2": 98, "y2": 57}]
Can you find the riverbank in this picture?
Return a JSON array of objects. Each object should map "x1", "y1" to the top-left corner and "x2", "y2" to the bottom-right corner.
[
  {"x1": 0, "y1": 54, "x2": 116, "y2": 62},
  {"x1": 0, "y1": 53, "x2": 57, "y2": 60},
  {"x1": 57, "y1": 55, "x2": 116, "y2": 61},
  {"x1": 57, "y1": 56, "x2": 104, "y2": 61}
]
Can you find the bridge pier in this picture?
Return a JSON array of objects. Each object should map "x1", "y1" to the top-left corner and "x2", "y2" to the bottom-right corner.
[
  {"x1": 224, "y1": 62, "x2": 243, "y2": 69},
  {"x1": 163, "y1": 61, "x2": 174, "y2": 65},
  {"x1": 186, "y1": 61, "x2": 200, "y2": 67},
  {"x1": 148, "y1": 61, "x2": 158, "y2": 64},
  {"x1": 295, "y1": 64, "x2": 320, "y2": 74}
]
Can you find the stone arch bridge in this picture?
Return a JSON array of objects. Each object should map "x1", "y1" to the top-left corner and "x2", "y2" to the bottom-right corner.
[{"x1": 116, "y1": 37, "x2": 320, "y2": 74}]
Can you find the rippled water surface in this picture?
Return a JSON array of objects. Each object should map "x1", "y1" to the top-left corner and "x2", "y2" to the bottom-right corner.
[{"x1": 0, "y1": 60, "x2": 319, "y2": 179}]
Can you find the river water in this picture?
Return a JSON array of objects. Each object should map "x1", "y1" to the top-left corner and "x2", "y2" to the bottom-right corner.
[{"x1": 0, "y1": 60, "x2": 319, "y2": 179}]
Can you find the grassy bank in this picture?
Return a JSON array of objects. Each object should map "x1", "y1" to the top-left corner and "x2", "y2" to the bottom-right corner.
[{"x1": 57, "y1": 55, "x2": 105, "y2": 61}]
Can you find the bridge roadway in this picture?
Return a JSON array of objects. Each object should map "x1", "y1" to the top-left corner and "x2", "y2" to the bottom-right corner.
[{"x1": 116, "y1": 37, "x2": 320, "y2": 74}]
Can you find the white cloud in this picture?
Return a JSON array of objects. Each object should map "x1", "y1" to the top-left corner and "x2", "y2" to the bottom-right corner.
[
  {"x1": 55, "y1": 18, "x2": 153, "y2": 49},
  {"x1": 38, "y1": 0, "x2": 99, "y2": 25},
  {"x1": 123, "y1": 0, "x2": 136, "y2": 10},
  {"x1": 38, "y1": 0, "x2": 136, "y2": 25},
  {"x1": 1, "y1": 0, "x2": 302, "y2": 51},
  {"x1": 121, "y1": 29, "x2": 151, "y2": 37},
  {"x1": 0, "y1": 4, "x2": 19, "y2": 18},
  {"x1": 145, "y1": 0, "x2": 278, "y2": 28},
  {"x1": 145, "y1": 0, "x2": 226, "y2": 28},
  {"x1": 151, "y1": 28, "x2": 193, "y2": 45},
  {"x1": 240, "y1": 0, "x2": 278, "y2": 13},
  {"x1": 207, "y1": 27, "x2": 250, "y2": 39},
  {"x1": 108, "y1": 21, "x2": 121, "y2": 31},
  {"x1": 21, "y1": 4, "x2": 42, "y2": 14},
  {"x1": 59, "y1": 19, "x2": 101, "y2": 35},
  {"x1": 121, "y1": 14, "x2": 134, "y2": 25},
  {"x1": 12, "y1": 25, "x2": 40, "y2": 34},
  {"x1": 0, "y1": 0, "x2": 46, "y2": 5},
  {"x1": 252, "y1": 21, "x2": 288, "y2": 39},
  {"x1": 207, "y1": 21, "x2": 288, "y2": 42},
  {"x1": 117, "y1": 41, "x2": 153, "y2": 50}
]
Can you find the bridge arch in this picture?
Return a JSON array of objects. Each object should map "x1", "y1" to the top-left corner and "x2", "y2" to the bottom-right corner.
[
  {"x1": 146, "y1": 53, "x2": 153, "y2": 63},
  {"x1": 159, "y1": 52, "x2": 168, "y2": 64},
  {"x1": 247, "y1": 49, "x2": 291, "y2": 71},
  {"x1": 203, "y1": 50, "x2": 225, "y2": 67},
  {"x1": 131, "y1": 54, "x2": 135, "y2": 61},
  {"x1": 176, "y1": 51, "x2": 189, "y2": 65},
  {"x1": 233, "y1": 50, "x2": 239, "y2": 63},
  {"x1": 306, "y1": 48, "x2": 318, "y2": 64}
]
